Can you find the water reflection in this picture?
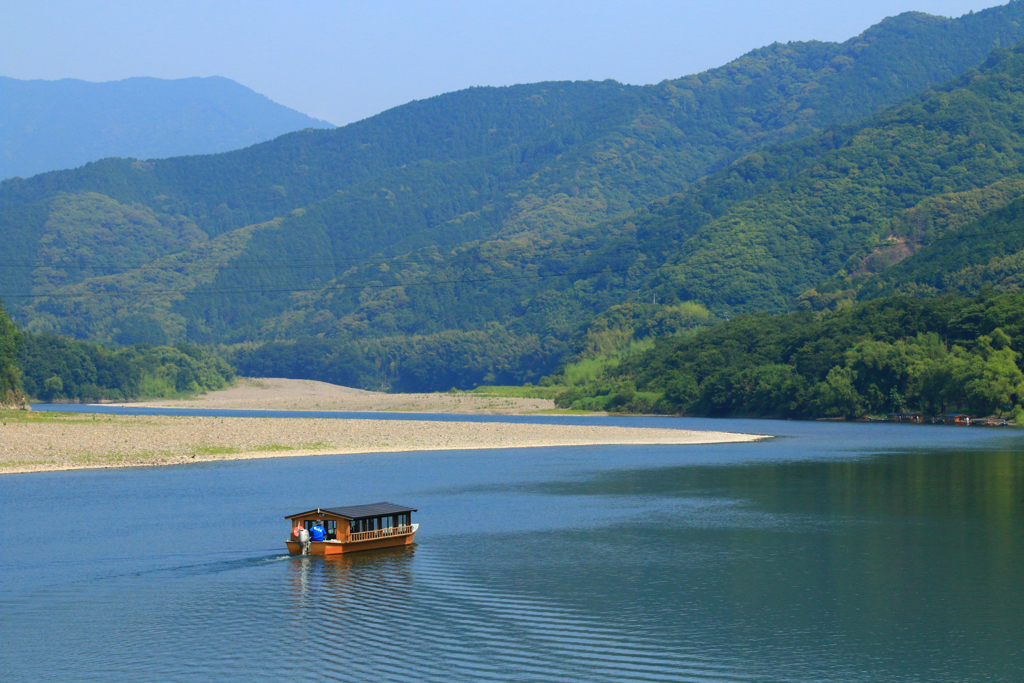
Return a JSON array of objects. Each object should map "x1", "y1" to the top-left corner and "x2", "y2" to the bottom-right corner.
[
  {"x1": 527, "y1": 445, "x2": 1024, "y2": 514},
  {"x1": 287, "y1": 546, "x2": 417, "y2": 602},
  {"x1": 3, "y1": 423, "x2": 1024, "y2": 681},
  {"x1": 480, "y1": 447, "x2": 1024, "y2": 681},
  {"x1": 277, "y1": 544, "x2": 752, "y2": 682}
]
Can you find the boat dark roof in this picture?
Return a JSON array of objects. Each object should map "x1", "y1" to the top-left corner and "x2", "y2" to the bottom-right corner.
[{"x1": 285, "y1": 502, "x2": 417, "y2": 520}]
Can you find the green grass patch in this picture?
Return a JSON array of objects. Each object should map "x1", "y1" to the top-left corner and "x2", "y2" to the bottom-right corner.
[
  {"x1": 557, "y1": 339, "x2": 656, "y2": 388},
  {"x1": 190, "y1": 445, "x2": 242, "y2": 456},
  {"x1": 0, "y1": 460, "x2": 51, "y2": 470},
  {"x1": 67, "y1": 452, "x2": 137, "y2": 465},
  {"x1": 0, "y1": 410, "x2": 113, "y2": 425},
  {"x1": 463, "y1": 385, "x2": 561, "y2": 399}
]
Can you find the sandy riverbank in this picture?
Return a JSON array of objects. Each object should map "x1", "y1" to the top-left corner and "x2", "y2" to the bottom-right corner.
[
  {"x1": 0, "y1": 410, "x2": 765, "y2": 475},
  {"x1": 109, "y1": 377, "x2": 556, "y2": 414}
]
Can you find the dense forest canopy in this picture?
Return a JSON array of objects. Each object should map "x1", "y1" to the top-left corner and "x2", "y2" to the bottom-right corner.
[
  {"x1": 16, "y1": 334, "x2": 234, "y2": 403},
  {"x1": 811, "y1": 190, "x2": 1024, "y2": 304},
  {"x1": 552, "y1": 292, "x2": 1024, "y2": 419},
  {"x1": 6, "y1": 5, "x2": 1024, "y2": 392},
  {"x1": 0, "y1": 301, "x2": 27, "y2": 407}
]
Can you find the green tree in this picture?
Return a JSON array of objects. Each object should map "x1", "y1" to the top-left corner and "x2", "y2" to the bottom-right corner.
[
  {"x1": 41, "y1": 376, "x2": 64, "y2": 401},
  {"x1": 811, "y1": 367, "x2": 863, "y2": 419},
  {"x1": 0, "y1": 300, "x2": 27, "y2": 407},
  {"x1": 959, "y1": 331, "x2": 1024, "y2": 415}
]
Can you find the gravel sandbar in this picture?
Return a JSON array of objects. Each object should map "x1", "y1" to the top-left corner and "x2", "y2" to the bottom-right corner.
[
  {"x1": 110, "y1": 377, "x2": 555, "y2": 414},
  {"x1": 0, "y1": 411, "x2": 765, "y2": 475}
]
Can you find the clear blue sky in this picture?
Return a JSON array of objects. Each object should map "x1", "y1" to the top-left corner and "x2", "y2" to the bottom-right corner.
[{"x1": 1, "y1": 0, "x2": 1002, "y2": 126}]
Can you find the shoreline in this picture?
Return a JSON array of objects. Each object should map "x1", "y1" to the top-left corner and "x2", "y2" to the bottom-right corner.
[
  {"x1": 0, "y1": 437, "x2": 769, "y2": 476},
  {"x1": 0, "y1": 411, "x2": 767, "y2": 476}
]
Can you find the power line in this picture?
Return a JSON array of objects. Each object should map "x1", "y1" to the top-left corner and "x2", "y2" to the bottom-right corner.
[
  {"x1": 0, "y1": 230, "x2": 679, "y2": 272},
  {"x1": 3, "y1": 197, "x2": 1018, "y2": 277},
  {"x1": 2, "y1": 216, "x2": 1022, "y2": 302},
  {"x1": 1, "y1": 263, "x2": 659, "y2": 300}
]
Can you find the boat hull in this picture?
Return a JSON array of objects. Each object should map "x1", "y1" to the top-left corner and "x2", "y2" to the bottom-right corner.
[{"x1": 286, "y1": 530, "x2": 417, "y2": 555}]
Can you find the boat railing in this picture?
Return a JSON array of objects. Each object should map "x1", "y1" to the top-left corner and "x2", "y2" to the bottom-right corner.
[{"x1": 347, "y1": 524, "x2": 415, "y2": 543}]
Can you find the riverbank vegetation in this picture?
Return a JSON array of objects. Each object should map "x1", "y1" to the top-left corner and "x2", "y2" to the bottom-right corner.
[
  {"x1": 16, "y1": 332, "x2": 234, "y2": 403},
  {"x1": 548, "y1": 293, "x2": 1024, "y2": 420},
  {"x1": 0, "y1": 303, "x2": 27, "y2": 408}
]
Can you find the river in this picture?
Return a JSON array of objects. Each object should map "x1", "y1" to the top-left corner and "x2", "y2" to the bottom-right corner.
[{"x1": 1, "y1": 413, "x2": 1021, "y2": 681}]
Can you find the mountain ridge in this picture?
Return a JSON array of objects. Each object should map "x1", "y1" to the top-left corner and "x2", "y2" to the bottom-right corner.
[
  {"x1": 6, "y1": 4, "x2": 1024, "y2": 389},
  {"x1": 0, "y1": 75, "x2": 334, "y2": 179}
]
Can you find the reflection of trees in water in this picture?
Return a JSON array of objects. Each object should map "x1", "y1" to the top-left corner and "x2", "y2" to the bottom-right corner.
[
  {"x1": 728, "y1": 449, "x2": 1024, "y2": 520},
  {"x1": 519, "y1": 449, "x2": 1024, "y2": 676},
  {"x1": 720, "y1": 451, "x2": 1024, "y2": 676},
  {"x1": 544, "y1": 449, "x2": 1024, "y2": 520}
]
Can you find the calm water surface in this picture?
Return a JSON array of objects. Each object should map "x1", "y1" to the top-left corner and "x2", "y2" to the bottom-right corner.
[{"x1": 2, "y1": 415, "x2": 1023, "y2": 682}]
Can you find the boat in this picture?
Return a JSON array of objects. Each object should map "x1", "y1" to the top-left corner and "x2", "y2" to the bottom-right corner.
[{"x1": 285, "y1": 502, "x2": 418, "y2": 555}]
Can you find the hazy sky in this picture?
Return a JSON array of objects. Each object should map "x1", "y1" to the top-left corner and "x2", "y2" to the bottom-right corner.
[{"x1": 1, "y1": 1, "x2": 1003, "y2": 126}]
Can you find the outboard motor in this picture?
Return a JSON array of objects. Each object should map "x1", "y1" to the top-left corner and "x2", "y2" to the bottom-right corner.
[{"x1": 298, "y1": 528, "x2": 311, "y2": 555}]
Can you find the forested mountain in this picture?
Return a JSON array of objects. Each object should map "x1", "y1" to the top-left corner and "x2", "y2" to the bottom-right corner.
[
  {"x1": 0, "y1": 76, "x2": 333, "y2": 179},
  {"x1": 233, "y1": 33, "x2": 1024, "y2": 385},
  {"x1": 804, "y1": 190, "x2": 1024, "y2": 304},
  {"x1": 622, "y1": 42, "x2": 1024, "y2": 314},
  {"x1": 5, "y1": 3, "x2": 1024, "y2": 391}
]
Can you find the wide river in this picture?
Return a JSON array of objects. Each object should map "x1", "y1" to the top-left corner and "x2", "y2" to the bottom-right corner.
[{"x1": 2, "y1": 412, "x2": 1022, "y2": 682}]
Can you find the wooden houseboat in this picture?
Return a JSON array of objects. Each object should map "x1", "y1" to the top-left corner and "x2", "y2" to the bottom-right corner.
[
  {"x1": 285, "y1": 502, "x2": 418, "y2": 555},
  {"x1": 887, "y1": 412, "x2": 923, "y2": 423}
]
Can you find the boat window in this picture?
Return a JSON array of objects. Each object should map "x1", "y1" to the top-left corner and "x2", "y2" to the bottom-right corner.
[{"x1": 325, "y1": 520, "x2": 337, "y2": 540}]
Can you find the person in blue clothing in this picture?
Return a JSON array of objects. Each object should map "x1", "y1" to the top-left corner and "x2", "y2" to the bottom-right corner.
[{"x1": 309, "y1": 521, "x2": 327, "y2": 542}]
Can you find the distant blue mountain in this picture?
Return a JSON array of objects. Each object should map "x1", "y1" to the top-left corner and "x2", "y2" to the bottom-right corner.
[{"x1": 0, "y1": 75, "x2": 334, "y2": 179}]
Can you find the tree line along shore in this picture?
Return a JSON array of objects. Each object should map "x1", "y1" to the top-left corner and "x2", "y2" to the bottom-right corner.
[{"x1": 6, "y1": 292, "x2": 1024, "y2": 424}]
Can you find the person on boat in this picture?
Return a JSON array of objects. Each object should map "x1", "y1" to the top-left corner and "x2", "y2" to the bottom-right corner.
[{"x1": 310, "y1": 521, "x2": 327, "y2": 542}]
